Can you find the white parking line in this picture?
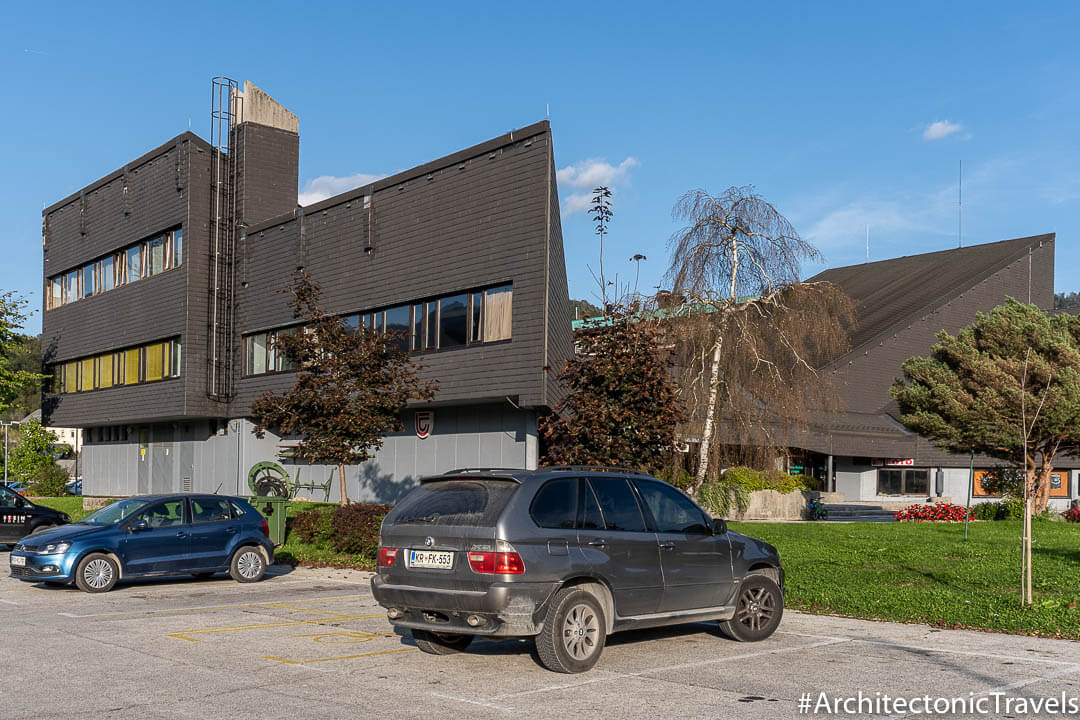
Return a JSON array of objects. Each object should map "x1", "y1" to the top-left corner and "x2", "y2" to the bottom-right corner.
[{"x1": 0, "y1": 599, "x2": 17, "y2": 605}]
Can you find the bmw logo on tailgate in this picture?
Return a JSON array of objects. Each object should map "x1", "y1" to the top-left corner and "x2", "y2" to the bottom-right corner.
[{"x1": 424, "y1": 537, "x2": 434, "y2": 547}]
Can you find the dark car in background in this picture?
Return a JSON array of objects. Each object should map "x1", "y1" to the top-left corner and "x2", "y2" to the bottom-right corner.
[
  {"x1": 0, "y1": 484, "x2": 70, "y2": 545},
  {"x1": 371, "y1": 467, "x2": 784, "y2": 673},
  {"x1": 9, "y1": 494, "x2": 274, "y2": 592}
]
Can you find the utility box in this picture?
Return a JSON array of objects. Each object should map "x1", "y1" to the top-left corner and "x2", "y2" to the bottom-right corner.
[{"x1": 247, "y1": 495, "x2": 289, "y2": 547}]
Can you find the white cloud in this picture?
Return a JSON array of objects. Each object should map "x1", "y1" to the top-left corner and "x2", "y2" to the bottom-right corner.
[
  {"x1": 299, "y1": 172, "x2": 385, "y2": 206},
  {"x1": 556, "y1": 157, "x2": 639, "y2": 216},
  {"x1": 922, "y1": 120, "x2": 964, "y2": 141}
]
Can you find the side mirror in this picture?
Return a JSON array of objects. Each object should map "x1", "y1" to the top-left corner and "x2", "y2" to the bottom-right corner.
[
  {"x1": 129, "y1": 520, "x2": 150, "y2": 532},
  {"x1": 712, "y1": 518, "x2": 727, "y2": 535}
]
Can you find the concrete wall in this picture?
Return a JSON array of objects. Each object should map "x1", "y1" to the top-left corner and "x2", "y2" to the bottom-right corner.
[{"x1": 81, "y1": 402, "x2": 536, "y2": 504}]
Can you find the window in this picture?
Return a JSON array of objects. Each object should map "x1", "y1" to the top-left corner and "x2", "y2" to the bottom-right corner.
[
  {"x1": 170, "y1": 340, "x2": 182, "y2": 377},
  {"x1": 635, "y1": 480, "x2": 710, "y2": 534},
  {"x1": 191, "y1": 497, "x2": 232, "y2": 523},
  {"x1": 145, "y1": 342, "x2": 166, "y2": 382},
  {"x1": 248, "y1": 333, "x2": 267, "y2": 375},
  {"x1": 385, "y1": 305, "x2": 411, "y2": 352},
  {"x1": 343, "y1": 314, "x2": 361, "y2": 334},
  {"x1": 125, "y1": 245, "x2": 142, "y2": 284},
  {"x1": 123, "y1": 348, "x2": 141, "y2": 385},
  {"x1": 470, "y1": 291, "x2": 483, "y2": 342},
  {"x1": 271, "y1": 330, "x2": 296, "y2": 372},
  {"x1": 530, "y1": 478, "x2": 578, "y2": 529},
  {"x1": 101, "y1": 256, "x2": 115, "y2": 292},
  {"x1": 65, "y1": 270, "x2": 79, "y2": 304},
  {"x1": 147, "y1": 236, "x2": 166, "y2": 276},
  {"x1": 587, "y1": 476, "x2": 646, "y2": 532},
  {"x1": 877, "y1": 468, "x2": 929, "y2": 495},
  {"x1": 483, "y1": 284, "x2": 512, "y2": 342},
  {"x1": 439, "y1": 294, "x2": 468, "y2": 348},
  {"x1": 82, "y1": 263, "x2": 97, "y2": 298},
  {"x1": 135, "y1": 500, "x2": 187, "y2": 528},
  {"x1": 98, "y1": 354, "x2": 114, "y2": 389},
  {"x1": 49, "y1": 278, "x2": 63, "y2": 309},
  {"x1": 385, "y1": 480, "x2": 517, "y2": 527},
  {"x1": 579, "y1": 480, "x2": 604, "y2": 529},
  {"x1": 63, "y1": 361, "x2": 78, "y2": 393},
  {"x1": 79, "y1": 357, "x2": 94, "y2": 391},
  {"x1": 412, "y1": 303, "x2": 423, "y2": 349},
  {"x1": 172, "y1": 229, "x2": 183, "y2": 267},
  {"x1": 426, "y1": 301, "x2": 438, "y2": 349}
]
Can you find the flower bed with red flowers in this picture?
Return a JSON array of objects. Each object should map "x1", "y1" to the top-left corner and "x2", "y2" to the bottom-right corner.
[
  {"x1": 1063, "y1": 506, "x2": 1080, "y2": 523},
  {"x1": 894, "y1": 503, "x2": 973, "y2": 522}
]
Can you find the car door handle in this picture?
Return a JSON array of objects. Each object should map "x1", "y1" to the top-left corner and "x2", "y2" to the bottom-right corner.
[
  {"x1": 225, "y1": 527, "x2": 238, "y2": 534},
  {"x1": 175, "y1": 531, "x2": 188, "y2": 539},
  {"x1": 658, "y1": 542, "x2": 676, "y2": 550},
  {"x1": 587, "y1": 539, "x2": 608, "y2": 548}
]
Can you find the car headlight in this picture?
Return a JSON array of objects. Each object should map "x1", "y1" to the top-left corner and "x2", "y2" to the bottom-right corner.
[{"x1": 37, "y1": 542, "x2": 71, "y2": 556}]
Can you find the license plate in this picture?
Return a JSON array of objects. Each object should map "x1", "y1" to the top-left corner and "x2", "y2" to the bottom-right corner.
[
  {"x1": 10, "y1": 555, "x2": 25, "y2": 567},
  {"x1": 408, "y1": 550, "x2": 454, "y2": 569}
]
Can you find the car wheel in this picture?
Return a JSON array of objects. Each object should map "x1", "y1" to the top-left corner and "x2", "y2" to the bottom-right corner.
[
  {"x1": 535, "y1": 587, "x2": 606, "y2": 673},
  {"x1": 191, "y1": 572, "x2": 216, "y2": 579},
  {"x1": 719, "y1": 575, "x2": 783, "y2": 642},
  {"x1": 75, "y1": 553, "x2": 119, "y2": 593},
  {"x1": 229, "y1": 546, "x2": 266, "y2": 583},
  {"x1": 412, "y1": 630, "x2": 474, "y2": 655}
]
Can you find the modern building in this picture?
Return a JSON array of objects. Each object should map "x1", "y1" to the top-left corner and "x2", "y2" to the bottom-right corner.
[
  {"x1": 795, "y1": 233, "x2": 1077, "y2": 508},
  {"x1": 41, "y1": 80, "x2": 571, "y2": 503}
]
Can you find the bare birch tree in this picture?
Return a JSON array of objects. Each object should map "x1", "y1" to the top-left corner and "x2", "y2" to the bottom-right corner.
[{"x1": 664, "y1": 186, "x2": 853, "y2": 495}]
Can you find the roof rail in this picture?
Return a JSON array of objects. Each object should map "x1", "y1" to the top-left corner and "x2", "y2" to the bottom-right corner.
[
  {"x1": 441, "y1": 468, "x2": 525, "y2": 475},
  {"x1": 541, "y1": 465, "x2": 652, "y2": 475}
]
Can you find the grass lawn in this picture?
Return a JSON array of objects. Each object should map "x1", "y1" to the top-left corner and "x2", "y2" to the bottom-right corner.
[
  {"x1": 30, "y1": 496, "x2": 92, "y2": 521},
  {"x1": 730, "y1": 518, "x2": 1080, "y2": 639}
]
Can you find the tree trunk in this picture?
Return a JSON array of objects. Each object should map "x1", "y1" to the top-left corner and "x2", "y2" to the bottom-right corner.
[
  {"x1": 1034, "y1": 465, "x2": 1053, "y2": 514},
  {"x1": 689, "y1": 337, "x2": 723, "y2": 497},
  {"x1": 1022, "y1": 465, "x2": 1036, "y2": 606},
  {"x1": 338, "y1": 462, "x2": 349, "y2": 507}
]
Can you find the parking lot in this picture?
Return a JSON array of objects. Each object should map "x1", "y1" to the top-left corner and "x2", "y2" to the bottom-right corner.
[{"x1": 3, "y1": 553, "x2": 1080, "y2": 719}]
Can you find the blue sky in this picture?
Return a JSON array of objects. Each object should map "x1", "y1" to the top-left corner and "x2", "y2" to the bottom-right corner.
[{"x1": 4, "y1": 2, "x2": 1080, "y2": 333}]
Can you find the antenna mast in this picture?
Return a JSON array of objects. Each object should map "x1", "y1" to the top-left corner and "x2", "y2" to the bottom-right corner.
[{"x1": 958, "y1": 159, "x2": 963, "y2": 248}]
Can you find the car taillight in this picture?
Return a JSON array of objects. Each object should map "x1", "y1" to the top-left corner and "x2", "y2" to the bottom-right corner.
[
  {"x1": 378, "y1": 547, "x2": 399, "y2": 567},
  {"x1": 468, "y1": 551, "x2": 525, "y2": 574},
  {"x1": 260, "y1": 518, "x2": 269, "y2": 536}
]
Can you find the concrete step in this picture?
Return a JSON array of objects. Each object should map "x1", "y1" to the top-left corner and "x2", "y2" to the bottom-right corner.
[{"x1": 819, "y1": 503, "x2": 897, "y2": 522}]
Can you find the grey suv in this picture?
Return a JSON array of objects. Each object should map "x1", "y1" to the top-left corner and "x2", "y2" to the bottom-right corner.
[{"x1": 371, "y1": 467, "x2": 784, "y2": 673}]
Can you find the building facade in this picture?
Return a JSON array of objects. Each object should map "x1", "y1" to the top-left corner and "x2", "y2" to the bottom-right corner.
[
  {"x1": 796, "y1": 234, "x2": 1078, "y2": 508},
  {"x1": 41, "y1": 81, "x2": 571, "y2": 503}
]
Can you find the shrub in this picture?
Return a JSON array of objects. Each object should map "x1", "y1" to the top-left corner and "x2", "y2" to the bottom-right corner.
[
  {"x1": 979, "y1": 466, "x2": 1025, "y2": 498},
  {"x1": 699, "y1": 479, "x2": 751, "y2": 517},
  {"x1": 27, "y1": 463, "x2": 70, "y2": 497},
  {"x1": 972, "y1": 501, "x2": 1006, "y2": 521},
  {"x1": 289, "y1": 505, "x2": 335, "y2": 545},
  {"x1": 1062, "y1": 507, "x2": 1080, "y2": 523},
  {"x1": 894, "y1": 503, "x2": 973, "y2": 522},
  {"x1": 328, "y1": 503, "x2": 393, "y2": 561},
  {"x1": 656, "y1": 466, "x2": 693, "y2": 491},
  {"x1": 1000, "y1": 497, "x2": 1025, "y2": 519}
]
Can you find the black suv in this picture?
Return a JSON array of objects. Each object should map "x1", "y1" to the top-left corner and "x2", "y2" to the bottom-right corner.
[
  {"x1": 371, "y1": 467, "x2": 784, "y2": 673},
  {"x1": 0, "y1": 484, "x2": 70, "y2": 546}
]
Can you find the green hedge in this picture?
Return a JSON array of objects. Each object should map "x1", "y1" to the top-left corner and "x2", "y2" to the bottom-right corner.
[{"x1": 285, "y1": 502, "x2": 392, "y2": 567}]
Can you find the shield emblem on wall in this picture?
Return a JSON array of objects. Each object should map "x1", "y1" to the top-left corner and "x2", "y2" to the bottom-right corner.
[{"x1": 415, "y1": 410, "x2": 434, "y2": 439}]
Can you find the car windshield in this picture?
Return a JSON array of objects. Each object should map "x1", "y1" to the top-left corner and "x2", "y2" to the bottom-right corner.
[
  {"x1": 0, "y1": 485, "x2": 23, "y2": 503},
  {"x1": 80, "y1": 498, "x2": 151, "y2": 525}
]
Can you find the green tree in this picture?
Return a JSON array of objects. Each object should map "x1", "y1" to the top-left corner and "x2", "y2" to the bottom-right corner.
[
  {"x1": 251, "y1": 271, "x2": 438, "y2": 506},
  {"x1": 540, "y1": 305, "x2": 683, "y2": 473},
  {"x1": 568, "y1": 299, "x2": 602, "y2": 321},
  {"x1": 891, "y1": 298, "x2": 1080, "y2": 605},
  {"x1": 0, "y1": 294, "x2": 45, "y2": 419},
  {"x1": 6, "y1": 418, "x2": 58, "y2": 485}
]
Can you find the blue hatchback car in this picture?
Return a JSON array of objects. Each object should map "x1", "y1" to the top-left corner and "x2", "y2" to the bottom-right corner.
[{"x1": 9, "y1": 494, "x2": 275, "y2": 593}]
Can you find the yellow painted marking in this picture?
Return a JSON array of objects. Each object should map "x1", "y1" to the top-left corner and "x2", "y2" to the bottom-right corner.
[
  {"x1": 288, "y1": 631, "x2": 397, "y2": 644},
  {"x1": 168, "y1": 613, "x2": 386, "y2": 642},
  {"x1": 64, "y1": 594, "x2": 371, "y2": 619},
  {"x1": 263, "y1": 647, "x2": 416, "y2": 665}
]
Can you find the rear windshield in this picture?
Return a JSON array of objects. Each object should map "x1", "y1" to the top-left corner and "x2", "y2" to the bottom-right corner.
[{"x1": 386, "y1": 480, "x2": 517, "y2": 527}]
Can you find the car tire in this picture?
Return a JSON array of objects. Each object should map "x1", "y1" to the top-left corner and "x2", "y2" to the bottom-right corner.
[
  {"x1": 535, "y1": 587, "x2": 607, "y2": 673},
  {"x1": 719, "y1": 574, "x2": 784, "y2": 642},
  {"x1": 412, "y1": 629, "x2": 474, "y2": 655},
  {"x1": 229, "y1": 546, "x2": 266, "y2": 583},
  {"x1": 75, "y1": 553, "x2": 119, "y2": 593}
]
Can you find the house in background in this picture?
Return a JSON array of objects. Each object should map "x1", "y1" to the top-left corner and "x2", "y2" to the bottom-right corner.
[
  {"x1": 791, "y1": 233, "x2": 1076, "y2": 508},
  {"x1": 41, "y1": 80, "x2": 571, "y2": 502}
]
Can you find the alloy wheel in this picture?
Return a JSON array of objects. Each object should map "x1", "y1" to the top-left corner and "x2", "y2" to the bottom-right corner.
[
  {"x1": 83, "y1": 558, "x2": 114, "y2": 590},
  {"x1": 561, "y1": 602, "x2": 600, "y2": 661},
  {"x1": 735, "y1": 585, "x2": 776, "y2": 632},
  {"x1": 236, "y1": 550, "x2": 263, "y2": 579}
]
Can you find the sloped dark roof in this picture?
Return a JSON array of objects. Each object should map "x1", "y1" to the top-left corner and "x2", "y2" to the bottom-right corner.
[{"x1": 808, "y1": 234, "x2": 1053, "y2": 350}]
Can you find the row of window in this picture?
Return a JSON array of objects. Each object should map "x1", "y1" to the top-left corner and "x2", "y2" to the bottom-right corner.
[
  {"x1": 51, "y1": 339, "x2": 182, "y2": 394},
  {"x1": 244, "y1": 283, "x2": 513, "y2": 376},
  {"x1": 47, "y1": 228, "x2": 183, "y2": 310}
]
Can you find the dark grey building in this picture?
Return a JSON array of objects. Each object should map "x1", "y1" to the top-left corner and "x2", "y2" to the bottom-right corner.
[
  {"x1": 42, "y1": 81, "x2": 571, "y2": 502},
  {"x1": 796, "y1": 234, "x2": 1076, "y2": 507}
]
